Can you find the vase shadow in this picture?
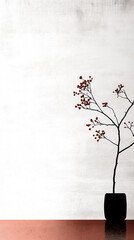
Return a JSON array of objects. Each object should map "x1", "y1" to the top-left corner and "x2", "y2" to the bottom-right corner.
[{"x1": 105, "y1": 220, "x2": 126, "y2": 240}]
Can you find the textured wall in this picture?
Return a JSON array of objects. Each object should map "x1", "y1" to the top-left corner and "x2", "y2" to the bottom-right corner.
[{"x1": 0, "y1": 0, "x2": 134, "y2": 219}]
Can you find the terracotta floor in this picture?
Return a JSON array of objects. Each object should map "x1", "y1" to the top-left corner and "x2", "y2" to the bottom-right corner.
[{"x1": 0, "y1": 220, "x2": 133, "y2": 240}]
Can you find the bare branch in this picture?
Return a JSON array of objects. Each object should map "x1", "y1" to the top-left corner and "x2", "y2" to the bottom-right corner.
[
  {"x1": 81, "y1": 104, "x2": 102, "y2": 113},
  {"x1": 119, "y1": 101, "x2": 134, "y2": 126},
  {"x1": 89, "y1": 86, "x2": 118, "y2": 127},
  {"x1": 81, "y1": 105, "x2": 117, "y2": 129},
  {"x1": 92, "y1": 118, "x2": 114, "y2": 127},
  {"x1": 123, "y1": 90, "x2": 133, "y2": 104},
  {"x1": 113, "y1": 84, "x2": 132, "y2": 104},
  {"x1": 74, "y1": 77, "x2": 134, "y2": 194},
  {"x1": 80, "y1": 90, "x2": 91, "y2": 98},
  {"x1": 119, "y1": 142, "x2": 134, "y2": 154},
  {"x1": 95, "y1": 122, "x2": 114, "y2": 127},
  {"x1": 89, "y1": 86, "x2": 103, "y2": 112},
  {"x1": 119, "y1": 95, "x2": 130, "y2": 101},
  {"x1": 124, "y1": 121, "x2": 134, "y2": 137},
  {"x1": 103, "y1": 136, "x2": 118, "y2": 146},
  {"x1": 107, "y1": 106, "x2": 119, "y2": 125},
  {"x1": 81, "y1": 105, "x2": 91, "y2": 110}
]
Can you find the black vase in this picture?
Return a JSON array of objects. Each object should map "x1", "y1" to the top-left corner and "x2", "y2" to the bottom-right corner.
[{"x1": 104, "y1": 193, "x2": 127, "y2": 220}]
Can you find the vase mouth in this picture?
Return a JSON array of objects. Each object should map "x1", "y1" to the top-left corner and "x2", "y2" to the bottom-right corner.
[{"x1": 105, "y1": 193, "x2": 126, "y2": 195}]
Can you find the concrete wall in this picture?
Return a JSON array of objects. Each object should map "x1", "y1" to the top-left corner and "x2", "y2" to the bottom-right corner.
[{"x1": 0, "y1": 0, "x2": 134, "y2": 218}]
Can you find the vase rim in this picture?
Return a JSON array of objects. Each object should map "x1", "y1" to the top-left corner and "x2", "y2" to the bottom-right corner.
[{"x1": 105, "y1": 193, "x2": 126, "y2": 195}]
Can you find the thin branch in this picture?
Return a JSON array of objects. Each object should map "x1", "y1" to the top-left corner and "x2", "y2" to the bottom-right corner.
[
  {"x1": 108, "y1": 106, "x2": 119, "y2": 125},
  {"x1": 81, "y1": 105, "x2": 101, "y2": 112},
  {"x1": 119, "y1": 95, "x2": 129, "y2": 100},
  {"x1": 80, "y1": 91, "x2": 90, "y2": 98},
  {"x1": 80, "y1": 84, "x2": 118, "y2": 127},
  {"x1": 119, "y1": 101, "x2": 134, "y2": 126},
  {"x1": 81, "y1": 104, "x2": 118, "y2": 128},
  {"x1": 124, "y1": 122, "x2": 134, "y2": 137},
  {"x1": 100, "y1": 111, "x2": 118, "y2": 128},
  {"x1": 130, "y1": 128, "x2": 134, "y2": 136},
  {"x1": 89, "y1": 87, "x2": 103, "y2": 113},
  {"x1": 81, "y1": 105, "x2": 91, "y2": 110},
  {"x1": 92, "y1": 118, "x2": 114, "y2": 127},
  {"x1": 95, "y1": 122, "x2": 114, "y2": 127},
  {"x1": 119, "y1": 142, "x2": 134, "y2": 154},
  {"x1": 123, "y1": 90, "x2": 132, "y2": 104},
  {"x1": 114, "y1": 85, "x2": 132, "y2": 104},
  {"x1": 89, "y1": 86, "x2": 118, "y2": 127},
  {"x1": 130, "y1": 124, "x2": 134, "y2": 136},
  {"x1": 103, "y1": 136, "x2": 118, "y2": 146}
]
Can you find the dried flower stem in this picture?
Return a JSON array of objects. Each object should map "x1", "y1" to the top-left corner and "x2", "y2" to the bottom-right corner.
[{"x1": 74, "y1": 76, "x2": 134, "y2": 193}]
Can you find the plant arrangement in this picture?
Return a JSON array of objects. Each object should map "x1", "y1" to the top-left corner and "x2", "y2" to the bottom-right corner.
[{"x1": 73, "y1": 76, "x2": 134, "y2": 194}]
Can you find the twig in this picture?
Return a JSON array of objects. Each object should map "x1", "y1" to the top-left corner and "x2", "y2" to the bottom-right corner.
[
  {"x1": 124, "y1": 122, "x2": 134, "y2": 137},
  {"x1": 108, "y1": 106, "x2": 119, "y2": 125},
  {"x1": 104, "y1": 136, "x2": 118, "y2": 146},
  {"x1": 123, "y1": 90, "x2": 132, "y2": 104},
  {"x1": 119, "y1": 142, "x2": 134, "y2": 154},
  {"x1": 89, "y1": 86, "x2": 118, "y2": 127},
  {"x1": 119, "y1": 101, "x2": 134, "y2": 126},
  {"x1": 95, "y1": 122, "x2": 114, "y2": 127}
]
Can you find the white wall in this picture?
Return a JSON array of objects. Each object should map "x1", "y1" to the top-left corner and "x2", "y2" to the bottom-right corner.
[{"x1": 0, "y1": 0, "x2": 134, "y2": 219}]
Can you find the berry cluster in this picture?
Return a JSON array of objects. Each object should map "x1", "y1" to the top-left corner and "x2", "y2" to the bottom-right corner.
[
  {"x1": 75, "y1": 103, "x2": 81, "y2": 110},
  {"x1": 77, "y1": 76, "x2": 93, "y2": 90},
  {"x1": 73, "y1": 91, "x2": 80, "y2": 96},
  {"x1": 93, "y1": 130, "x2": 106, "y2": 142},
  {"x1": 113, "y1": 84, "x2": 124, "y2": 95},
  {"x1": 90, "y1": 117, "x2": 99, "y2": 124},
  {"x1": 124, "y1": 121, "x2": 134, "y2": 127},
  {"x1": 73, "y1": 75, "x2": 94, "y2": 110},
  {"x1": 86, "y1": 117, "x2": 106, "y2": 142},
  {"x1": 102, "y1": 102, "x2": 108, "y2": 107},
  {"x1": 86, "y1": 117, "x2": 99, "y2": 130},
  {"x1": 80, "y1": 95, "x2": 91, "y2": 106},
  {"x1": 86, "y1": 123, "x2": 91, "y2": 130}
]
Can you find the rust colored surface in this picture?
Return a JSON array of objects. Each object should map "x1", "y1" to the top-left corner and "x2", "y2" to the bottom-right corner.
[{"x1": 0, "y1": 220, "x2": 133, "y2": 240}]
